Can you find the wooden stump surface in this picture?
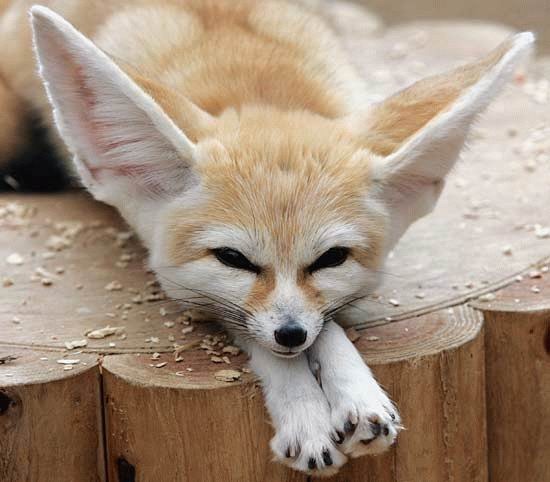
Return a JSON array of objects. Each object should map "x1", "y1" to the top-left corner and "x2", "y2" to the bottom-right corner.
[{"x1": 2, "y1": 4, "x2": 550, "y2": 482}]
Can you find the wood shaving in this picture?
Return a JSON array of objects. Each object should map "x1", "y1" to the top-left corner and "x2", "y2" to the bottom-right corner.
[
  {"x1": 86, "y1": 325, "x2": 125, "y2": 339},
  {"x1": 154, "y1": 362, "x2": 167, "y2": 368},
  {"x1": 163, "y1": 321, "x2": 175, "y2": 328},
  {"x1": 57, "y1": 359, "x2": 80, "y2": 365},
  {"x1": 222, "y1": 345, "x2": 241, "y2": 356},
  {"x1": 535, "y1": 226, "x2": 550, "y2": 239},
  {"x1": 6, "y1": 253, "x2": 24, "y2": 265},
  {"x1": 214, "y1": 369, "x2": 241, "y2": 382},
  {"x1": 530, "y1": 286, "x2": 541, "y2": 293},
  {"x1": 151, "y1": 353, "x2": 161, "y2": 360},
  {"x1": 388, "y1": 298, "x2": 400, "y2": 307},
  {"x1": 2, "y1": 277, "x2": 14, "y2": 287},
  {"x1": 104, "y1": 281, "x2": 123, "y2": 291},
  {"x1": 46, "y1": 235, "x2": 71, "y2": 251},
  {"x1": 529, "y1": 270, "x2": 542, "y2": 279},
  {"x1": 211, "y1": 356, "x2": 224, "y2": 363},
  {"x1": 345, "y1": 327, "x2": 361, "y2": 342},
  {"x1": 477, "y1": 293, "x2": 496, "y2": 302},
  {"x1": 173, "y1": 340, "x2": 201, "y2": 360},
  {"x1": 65, "y1": 339, "x2": 88, "y2": 350},
  {"x1": 502, "y1": 246, "x2": 513, "y2": 256},
  {"x1": 181, "y1": 326, "x2": 194, "y2": 335},
  {"x1": 366, "y1": 336, "x2": 380, "y2": 342}
]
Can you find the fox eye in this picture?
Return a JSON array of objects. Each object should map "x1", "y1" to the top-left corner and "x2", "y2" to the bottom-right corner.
[
  {"x1": 308, "y1": 247, "x2": 350, "y2": 273},
  {"x1": 212, "y1": 248, "x2": 261, "y2": 274}
]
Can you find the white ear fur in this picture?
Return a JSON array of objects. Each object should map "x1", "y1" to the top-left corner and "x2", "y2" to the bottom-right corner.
[
  {"x1": 368, "y1": 32, "x2": 534, "y2": 249},
  {"x1": 30, "y1": 6, "x2": 199, "y2": 205}
]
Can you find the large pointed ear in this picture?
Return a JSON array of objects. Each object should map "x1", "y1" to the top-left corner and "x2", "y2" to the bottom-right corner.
[
  {"x1": 352, "y1": 32, "x2": 534, "y2": 249},
  {"x1": 30, "y1": 6, "x2": 212, "y2": 205}
]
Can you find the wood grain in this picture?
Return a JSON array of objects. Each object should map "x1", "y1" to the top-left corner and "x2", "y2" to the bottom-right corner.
[
  {"x1": 0, "y1": 350, "x2": 104, "y2": 482},
  {"x1": 473, "y1": 271, "x2": 550, "y2": 482},
  {"x1": 102, "y1": 307, "x2": 486, "y2": 482},
  {"x1": 1, "y1": 3, "x2": 550, "y2": 479}
]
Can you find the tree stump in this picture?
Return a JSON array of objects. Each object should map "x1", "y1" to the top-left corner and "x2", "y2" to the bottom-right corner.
[{"x1": 2, "y1": 5, "x2": 550, "y2": 482}]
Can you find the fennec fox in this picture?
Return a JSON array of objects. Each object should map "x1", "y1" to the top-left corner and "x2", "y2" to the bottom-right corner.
[{"x1": 0, "y1": 0, "x2": 533, "y2": 476}]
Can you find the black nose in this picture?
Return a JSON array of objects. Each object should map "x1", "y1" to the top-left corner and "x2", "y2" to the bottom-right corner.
[{"x1": 274, "y1": 323, "x2": 307, "y2": 348}]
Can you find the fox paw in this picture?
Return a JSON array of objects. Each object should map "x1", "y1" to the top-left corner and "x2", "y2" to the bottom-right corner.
[{"x1": 270, "y1": 403, "x2": 347, "y2": 476}]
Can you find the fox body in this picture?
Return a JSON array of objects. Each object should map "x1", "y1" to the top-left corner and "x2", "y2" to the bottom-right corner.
[{"x1": 0, "y1": 0, "x2": 533, "y2": 475}]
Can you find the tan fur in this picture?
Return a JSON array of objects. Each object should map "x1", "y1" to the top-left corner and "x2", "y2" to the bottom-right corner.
[
  {"x1": 0, "y1": 0, "x2": 524, "y2": 310},
  {"x1": 359, "y1": 41, "x2": 514, "y2": 157}
]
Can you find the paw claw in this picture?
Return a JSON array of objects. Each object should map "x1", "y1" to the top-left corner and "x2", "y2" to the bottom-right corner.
[
  {"x1": 322, "y1": 449, "x2": 333, "y2": 466},
  {"x1": 370, "y1": 421, "x2": 381, "y2": 437},
  {"x1": 344, "y1": 420, "x2": 356, "y2": 433},
  {"x1": 308, "y1": 457, "x2": 317, "y2": 470},
  {"x1": 333, "y1": 431, "x2": 345, "y2": 444}
]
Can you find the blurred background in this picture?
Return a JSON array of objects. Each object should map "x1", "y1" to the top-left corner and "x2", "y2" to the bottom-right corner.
[{"x1": 361, "y1": 0, "x2": 549, "y2": 53}]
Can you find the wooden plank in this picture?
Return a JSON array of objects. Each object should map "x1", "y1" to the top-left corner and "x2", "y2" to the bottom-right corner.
[
  {"x1": 0, "y1": 350, "x2": 104, "y2": 482},
  {"x1": 472, "y1": 266, "x2": 550, "y2": 482},
  {"x1": 102, "y1": 306, "x2": 486, "y2": 482}
]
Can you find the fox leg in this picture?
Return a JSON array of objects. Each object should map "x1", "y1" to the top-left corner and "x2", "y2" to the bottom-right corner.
[
  {"x1": 245, "y1": 342, "x2": 347, "y2": 476},
  {"x1": 308, "y1": 321, "x2": 402, "y2": 457}
]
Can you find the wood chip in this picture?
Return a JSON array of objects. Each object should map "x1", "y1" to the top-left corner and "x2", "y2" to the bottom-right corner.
[
  {"x1": 366, "y1": 336, "x2": 380, "y2": 341},
  {"x1": 104, "y1": 281, "x2": 123, "y2": 291},
  {"x1": 57, "y1": 359, "x2": 80, "y2": 365},
  {"x1": 2, "y1": 277, "x2": 14, "y2": 287},
  {"x1": 345, "y1": 327, "x2": 361, "y2": 342},
  {"x1": 222, "y1": 345, "x2": 241, "y2": 356},
  {"x1": 163, "y1": 321, "x2": 174, "y2": 328},
  {"x1": 65, "y1": 339, "x2": 88, "y2": 350},
  {"x1": 154, "y1": 362, "x2": 167, "y2": 368},
  {"x1": 6, "y1": 253, "x2": 24, "y2": 265},
  {"x1": 529, "y1": 270, "x2": 542, "y2": 279},
  {"x1": 502, "y1": 246, "x2": 513, "y2": 256},
  {"x1": 46, "y1": 235, "x2": 71, "y2": 251},
  {"x1": 388, "y1": 298, "x2": 400, "y2": 307},
  {"x1": 86, "y1": 325, "x2": 125, "y2": 339},
  {"x1": 535, "y1": 226, "x2": 550, "y2": 239},
  {"x1": 210, "y1": 356, "x2": 224, "y2": 363},
  {"x1": 530, "y1": 286, "x2": 541, "y2": 293},
  {"x1": 214, "y1": 369, "x2": 242, "y2": 382},
  {"x1": 477, "y1": 293, "x2": 496, "y2": 302}
]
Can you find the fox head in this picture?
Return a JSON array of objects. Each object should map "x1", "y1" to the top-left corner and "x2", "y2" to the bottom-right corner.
[{"x1": 31, "y1": 6, "x2": 532, "y2": 356}]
